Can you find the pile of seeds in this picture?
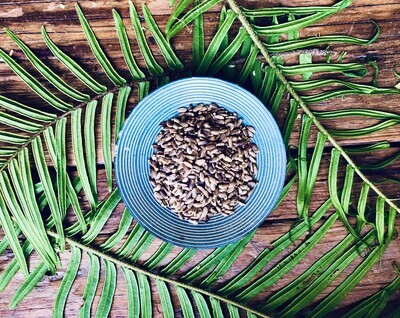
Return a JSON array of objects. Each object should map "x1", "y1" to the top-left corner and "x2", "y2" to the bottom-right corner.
[{"x1": 149, "y1": 103, "x2": 258, "y2": 224}]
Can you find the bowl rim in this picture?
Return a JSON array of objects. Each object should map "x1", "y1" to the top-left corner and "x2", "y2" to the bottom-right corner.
[{"x1": 115, "y1": 77, "x2": 287, "y2": 249}]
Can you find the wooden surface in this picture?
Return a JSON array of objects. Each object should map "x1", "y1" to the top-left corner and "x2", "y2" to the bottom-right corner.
[{"x1": 0, "y1": 0, "x2": 400, "y2": 317}]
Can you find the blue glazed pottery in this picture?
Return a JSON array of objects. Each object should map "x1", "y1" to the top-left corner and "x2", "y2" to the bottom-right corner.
[{"x1": 115, "y1": 77, "x2": 286, "y2": 248}]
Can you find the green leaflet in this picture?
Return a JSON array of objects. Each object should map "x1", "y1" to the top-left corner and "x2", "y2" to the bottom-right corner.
[
  {"x1": 43, "y1": 128, "x2": 87, "y2": 234},
  {"x1": 75, "y1": 3, "x2": 126, "y2": 86},
  {"x1": 167, "y1": 0, "x2": 222, "y2": 39},
  {"x1": 129, "y1": 231, "x2": 155, "y2": 262},
  {"x1": 251, "y1": 60, "x2": 263, "y2": 94},
  {"x1": 313, "y1": 108, "x2": 400, "y2": 120},
  {"x1": 143, "y1": 241, "x2": 174, "y2": 270},
  {"x1": 0, "y1": 148, "x2": 17, "y2": 157},
  {"x1": 251, "y1": 0, "x2": 352, "y2": 35},
  {"x1": 297, "y1": 115, "x2": 312, "y2": 222},
  {"x1": 143, "y1": 4, "x2": 184, "y2": 70},
  {"x1": 291, "y1": 79, "x2": 398, "y2": 95},
  {"x1": 0, "y1": 228, "x2": 18, "y2": 255},
  {"x1": 181, "y1": 241, "x2": 241, "y2": 283},
  {"x1": 112, "y1": 9, "x2": 145, "y2": 80},
  {"x1": 375, "y1": 197, "x2": 385, "y2": 245},
  {"x1": 282, "y1": 99, "x2": 298, "y2": 146},
  {"x1": 5, "y1": 28, "x2": 89, "y2": 102},
  {"x1": 41, "y1": 26, "x2": 107, "y2": 94},
  {"x1": 241, "y1": 36, "x2": 252, "y2": 57},
  {"x1": 301, "y1": 87, "x2": 398, "y2": 104},
  {"x1": 116, "y1": 223, "x2": 146, "y2": 258},
  {"x1": 175, "y1": 286, "x2": 195, "y2": 318},
  {"x1": 71, "y1": 108, "x2": 97, "y2": 212},
  {"x1": 32, "y1": 136, "x2": 65, "y2": 251},
  {"x1": 227, "y1": 303, "x2": 240, "y2": 317},
  {"x1": 218, "y1": 6, "x2": 229, "y2": 52},
  {"x1": 0, "y1": 194, "x2": 28, "y2": 277},
  {"x1": 192, "y1": 291, "x2": 212, "y2": 318},
  {"x1": 266, "y1": 15, "x2": 280, "y2": 44},
  {"x1": 265, "y1": 28, "x2": 380, "y2": 53},
  {"x1": 0, "y1": 48, "x2": 72, "y2": 111},
  {"x1": 287, "y1": 14, "x2": 299, "y2": 40},
  {"x1": 341, "y1": 165, "x2": 355, "y2": 214},
  {"x1": 299, "y1": 132, "x2": 327, "y2": 230},
  {"x1": 192, "y1": 0, "x2": 205, "y2": 69},
  {"x1": 0, "y1": 131, "x2": 28, "y2": 145},
  {"x1": 81, "y1": 188, "x2": 121, "y2": 244},
  {"x1": 55, "y1": 119, "x2": 67, "y2": 219},
  {"x1": 237, "y1": 44, "x2": 259, "y2": 85},
  {"x1": 95, "y1": 259, "x2": 116, "y2": 318},
  {"x1": 344, "y1": 141, "x2": 391, "y2": 154},
  {"x1": 155, "y1": 279, "x2": 174, "y2": 317},
  {"x1": 200, "y1": 231, "x2": 254, "y2": 287},
  {"x1": 137, "y1": 272, "x2": 152, "y2": 318},
  {"x1": 280, "y1": 63, "x2": 368, "y2": 78},
  {"x1": 208, "y1": 28, "x2": 248, "y2": 76},
  {"x1": 100, "y1": 208, "x2": 133, "y2": 252},
  {"x1": 329, "y1": 149, "x2": 363, "y2": 240},
  {"x1": 355, "y1": 182, "x2": 370, "y2": 233},
  {"x1": 242, "y1": 2, "x2": 351, "y2": 17},
  {"x1": 329, "y1": 119, "x2": 400, "y2": 137},
  {"x1": 0, "y1": 112, "x2": 42, "y2": 133},
  {"x1": 53, "y1": 245, "x2": 81, "y2": 318},
  {"x1": 196, "y1": 9, "x2": 238, "y2": 75},
  {"x1": 166, "y1": 0, "x2": 192, "y2": 34},
  {"x1": 258, "y1": 67, "x2": 276, "y2": 104},
  {"x1": 121, "y1": 267, "x2": 140, "y2": 318},
  {"x1": 114, "y1": 86, "x2": 132, "y2": 141},
  {"x1": 101, "y1": 93, "x2": 114, "y2": 192},
  {"x1": 79, "y1": 252, "x2": 100, "y2": 318},
  {"x1": 360, "y1": 152, "x2": 400, "y2": 171},
  {"x1": 387, "y1": 207, "x2": 396, "y2": 243},
  {"x1": 0, "y1": 95, "x2": 55, "y2": 122},
  {"x1": 3, "y1": 155, "x2": 59, "y2": 271},
  {"x1": 10, "y1": 262, "x2": 48, "y2": 309},
  {"x1": 269, "y1": 81, "x2": 285, "y2": 116},
  {"x1": 138, "y1": 81, "x2": 151, "y2": 101},
  {"x1": 159, "y1": 248, "x2": 197, "y2": 276},
  {"x1": 299, "y1": 53, "x2": 312, "y2": 80},
  {"x1": 129, "y1": 0, "x2": 163, "y2": 76},
  {"x1": 210, "y1": 298, "x2": 224, "y2": 318},
  {"x1": 0, "y1": 241, "x2": 33, "y2": 292},
  {"x1": 84, "y1": 100, "x2": 98, "y2": 200}
]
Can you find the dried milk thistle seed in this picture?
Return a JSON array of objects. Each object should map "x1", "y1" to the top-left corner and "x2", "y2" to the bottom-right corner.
[{"x1": 149, "y1": 103, "x2": 259, "y2": 224}]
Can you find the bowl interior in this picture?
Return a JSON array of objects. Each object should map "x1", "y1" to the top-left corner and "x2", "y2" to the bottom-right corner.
[{"x1": 115, "y1": 77, "x2": 286, "y2": 248}]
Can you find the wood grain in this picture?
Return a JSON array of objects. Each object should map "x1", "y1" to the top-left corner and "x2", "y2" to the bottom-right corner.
[{"x1": 0, "y1": 0, "x2": 400, "y2": 317}]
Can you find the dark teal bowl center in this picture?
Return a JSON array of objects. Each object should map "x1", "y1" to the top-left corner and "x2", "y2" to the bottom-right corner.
[{"x1": 115, "y1": 77, "x2": 286, "y2": 249}]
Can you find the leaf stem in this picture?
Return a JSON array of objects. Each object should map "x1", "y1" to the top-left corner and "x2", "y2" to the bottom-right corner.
[
  {"x1": 47, "y1": 230, "x2": 270, "y2": 318},
  {"x1": 226, "y1": 0, "x2": 400, "y2": 214}
]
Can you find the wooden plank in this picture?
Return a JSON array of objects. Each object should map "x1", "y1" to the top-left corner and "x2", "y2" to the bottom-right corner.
[{"x1": 0, "y1": 0, "x2": 400, "y2": 316}]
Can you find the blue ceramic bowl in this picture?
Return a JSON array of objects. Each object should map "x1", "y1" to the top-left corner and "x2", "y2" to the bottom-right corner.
[{"x1": 115, "y1": 77, "x2": 286, "y2": 249}]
